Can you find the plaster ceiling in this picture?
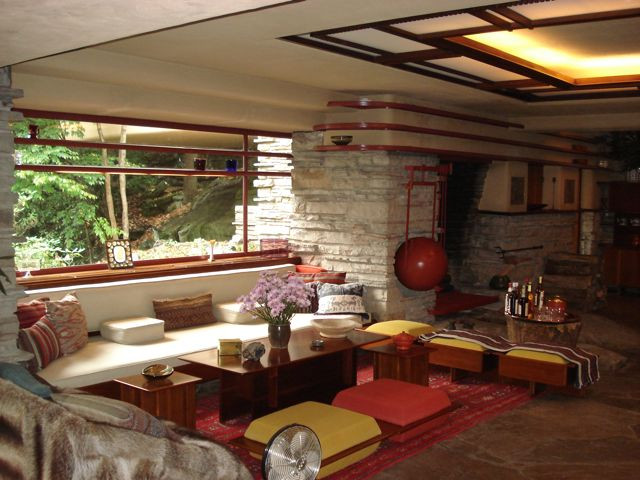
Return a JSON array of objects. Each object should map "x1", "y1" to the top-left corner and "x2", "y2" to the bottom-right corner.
[{"x1": 6, "y1": 0, "x2": 640, "y2": 133}]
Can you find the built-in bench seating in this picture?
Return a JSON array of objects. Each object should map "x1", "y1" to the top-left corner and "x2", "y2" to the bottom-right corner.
[
  {"x1": 419, "y1": 329, "x2": 599, "y2": 395},
  {"x1": 19, "y1": 264, "x2": 325, "y2": 389}
]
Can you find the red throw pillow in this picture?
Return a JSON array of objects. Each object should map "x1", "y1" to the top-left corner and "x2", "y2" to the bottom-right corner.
[
  {"x1": 295, "y1": 265, "x2": 327, "y2": 274},
  {"x1": 15, "y1": 297, "x2": 50, "y2": 329},
  {"x1": 289, "y1": 271, "x2": 347, "y2": 285}
]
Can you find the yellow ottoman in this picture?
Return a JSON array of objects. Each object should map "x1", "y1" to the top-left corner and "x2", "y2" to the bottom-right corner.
[
  {"x1": 429, "y1": 337, "x2": 486, "y2": 351},
  {"x1": 244, "y1": 401, "x2": 381, "y2": 478},
  {"x1": 365, "y1": 320, "x2": 434, "y2": 337}
]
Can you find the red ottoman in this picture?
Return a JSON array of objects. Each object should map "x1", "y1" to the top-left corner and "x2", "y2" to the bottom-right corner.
[{"x1": 332, "y1": 378, "x2": 452, "y2": 442}]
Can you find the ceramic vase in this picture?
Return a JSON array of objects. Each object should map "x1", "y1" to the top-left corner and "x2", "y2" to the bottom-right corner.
[{"x1": 268, "y1": 323, "x2": 291, "y2": 349}]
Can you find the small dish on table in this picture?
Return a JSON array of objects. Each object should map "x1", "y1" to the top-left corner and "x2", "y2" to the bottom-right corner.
[{"x1": 142, "y1": 363, "x2": 174, "y2": 380}]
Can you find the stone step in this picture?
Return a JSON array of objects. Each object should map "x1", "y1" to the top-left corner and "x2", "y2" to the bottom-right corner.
[{"x1": 545, "y1": 252, "x2": 600, "y2": 276}]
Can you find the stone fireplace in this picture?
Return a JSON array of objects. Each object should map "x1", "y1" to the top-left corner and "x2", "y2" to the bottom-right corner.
[{"x1": 289, "y1": 131, "x2": 441, "y2": 322}]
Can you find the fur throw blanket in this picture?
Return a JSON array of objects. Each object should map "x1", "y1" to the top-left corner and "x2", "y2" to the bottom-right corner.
[{"x1": 0, "y1": 378, "x2": 251, "y2": 480}]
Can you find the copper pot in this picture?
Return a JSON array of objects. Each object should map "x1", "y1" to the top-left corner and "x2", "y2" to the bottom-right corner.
[{"x1": 392, "y1": 331, "x2": 415, "y2": 351}]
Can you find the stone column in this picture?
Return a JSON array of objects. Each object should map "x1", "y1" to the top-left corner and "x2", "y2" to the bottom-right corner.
[
  {"x1": 0, "y1": 66, "x2": 31, "y2": 362},
  {"x1": 290, "y1": 131, "x2": 438, "y2": 322}
]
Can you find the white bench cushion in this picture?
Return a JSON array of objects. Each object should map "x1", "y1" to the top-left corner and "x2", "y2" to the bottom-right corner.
[
  {"x1": 38, "y1": 314, "x2": 316, "y2": 388},
  {"x1": 212, "y1": 302, "x2": 257, "y2": 324},
  {"x1": 100, "y1": 317, "x2": 165, "y2": 345}
]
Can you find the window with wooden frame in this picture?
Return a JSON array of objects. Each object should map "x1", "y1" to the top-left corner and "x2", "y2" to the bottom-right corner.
[{"x1": 11, "y1": 110, "x2": 294, "y2": 286}]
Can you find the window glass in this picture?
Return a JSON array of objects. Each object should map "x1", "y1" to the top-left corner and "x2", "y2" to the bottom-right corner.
[{"x1": 11, "y1": 118, "x2": 292, "y2": 272}]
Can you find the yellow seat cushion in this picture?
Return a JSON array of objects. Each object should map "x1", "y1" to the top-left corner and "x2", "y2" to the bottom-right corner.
[
  {"x1": 365, "y1": 320, "x2": 434, "y2": 337},
  {"x1": 429, "y1": 337, "x2": 486, "y2": 351},
  {"x1": 244, "y1": 401, "x2": 381, "y2": 478},
  {"x1": 507, "y1": 349, "x2": 568, "y2": 364}
]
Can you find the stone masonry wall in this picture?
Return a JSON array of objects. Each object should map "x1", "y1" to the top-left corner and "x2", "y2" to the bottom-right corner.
[
  {"x1": 457, "y1": 211, "x2": 578, "y2": 288},
  {"x1": 289, "y1": 131, "x2": 440, "y2": 322},
  {"x1": 233, "y1": 137, "x2": 293, "y2": 243},
  {"x1": 0, "y1": 67, "x2": 30, "y2": 363}
]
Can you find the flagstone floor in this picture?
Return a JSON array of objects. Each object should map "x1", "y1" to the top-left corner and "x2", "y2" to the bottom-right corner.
[{"x1": 371, "y1": 292, "x2": 640, "y2": 480}]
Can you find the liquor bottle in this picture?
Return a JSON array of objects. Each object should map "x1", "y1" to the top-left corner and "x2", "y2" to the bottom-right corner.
[
  {"x1": 510, "y1": 282, "x2": 518, "y2": 316},
  {"x1": 504, "y1": 283, "x2": 513, "y2": 315},
  {"x1": 534, "y1": 275, "x2": 545, "y2": 310},
  {"x1": 518, "y1": 283, "x2": 529, "y2": 318},
  {"x1": 526, "y1": 281, "x2": 534, "y2": 319}
]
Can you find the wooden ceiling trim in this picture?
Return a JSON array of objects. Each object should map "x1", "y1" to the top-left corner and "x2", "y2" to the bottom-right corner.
[
  {"x1": 282, "y1": 35, "x2": 493, "y2": 91},
  {"x1": 307, "y1": 1, "x2": 543, "y2": 36},
  {"x1": 428, "y1": 36, "x2": 573, "y2": 88},
  {"x1": 489, "y1": 6, "x2": 533, "y2": 28},
  {"x1": 530, "y1": 90, "x2": 640, "y2": 102},
  {"x1": 574, "y1": 74, "x2": 640, "y2": 87},
  {"x1": 471, "y1": 10, "x2": 514, "y2": 30},
  {"x1": 310, "y1": 33, "x2": 388, "y2": 55},
  {"x1": 532, "y1": 7, "x2": 640, "y2": 29},
  {"x1": 374, "y1": 49, "x2": 459, "y2": 65}
]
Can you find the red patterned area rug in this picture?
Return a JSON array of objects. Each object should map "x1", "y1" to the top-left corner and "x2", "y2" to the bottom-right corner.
[{"x1": 196, "y1": 365, "x2": 531, "y2": 479}]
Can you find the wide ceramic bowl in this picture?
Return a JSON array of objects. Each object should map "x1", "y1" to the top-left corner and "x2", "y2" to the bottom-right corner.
[
  {"x1": 311, "y1": 317, "x2": 359, "y2": 338},
  {"x1": 142, "y1": 364, "x2": 174, "y2": 380}
]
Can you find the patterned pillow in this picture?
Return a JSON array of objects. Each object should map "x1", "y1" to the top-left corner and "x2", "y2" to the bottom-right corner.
[
  {"x1": 50, "y1": 392, "x2": 178, "y2": 439},
  {"x1": 45, "y1": 293, "x2": 88, "y2": 355},
  {"x1": 316, "y1": 282, "x2": 367, "y2": 314},
  {"x1": 152, "y1": 293, "x2": 216, "y2": 331},
  {"x1": 15, "y1": 297, "x2": 50, "y2": 329},
  {"x1": 18, "y1": 316, "x2": 62, "y2": 370}
]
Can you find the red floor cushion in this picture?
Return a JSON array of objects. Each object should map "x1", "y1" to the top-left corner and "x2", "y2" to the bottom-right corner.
[{"x1": 332, "y1": 378, "x2": 451, "y2": 442}]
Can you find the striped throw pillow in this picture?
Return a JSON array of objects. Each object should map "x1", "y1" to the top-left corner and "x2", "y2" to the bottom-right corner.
[
  {"x1": 15, "y1": 297, "x2": 50, "y2": 329},
  {"x1": 18, "y1": 316, "x2": 62, "y2": 370}
]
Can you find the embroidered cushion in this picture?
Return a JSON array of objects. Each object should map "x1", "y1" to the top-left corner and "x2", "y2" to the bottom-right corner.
[
  {"x1": 45, "y1": 293, "x2": 88, "y2": 355},
  {"x1": 152, "y1": 292, "x2": 216, "y2": 331},
  {"x1": 50, "y1": 392, "x2": 177, "y2": 439},
  {"x1": 15, "y1": 297, "x2": 50, "y2": 329},
  {"x1": 316, "y1": 282, "x2": 367, "y2": 315},
  {"x1": 18, "y1": 316, "x2": 62, "y2": 370}
]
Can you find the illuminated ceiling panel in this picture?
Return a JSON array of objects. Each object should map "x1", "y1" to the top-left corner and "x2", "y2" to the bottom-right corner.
[{"x1": 282, "y1": 0, "x2": 640, "y2": 103}]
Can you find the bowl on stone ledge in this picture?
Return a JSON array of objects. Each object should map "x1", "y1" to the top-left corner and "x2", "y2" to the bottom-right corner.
[
  {"x1": 311, "y1": 317, "x2": 359, "y2": 338},
  {"x1": 330, "y1": 135, "x2": 353, "y2": 146}
]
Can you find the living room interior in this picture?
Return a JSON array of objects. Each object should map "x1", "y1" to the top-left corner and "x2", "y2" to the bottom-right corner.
[{"x1": 1, "y1": 1, "x2": 640, "y2": 479}]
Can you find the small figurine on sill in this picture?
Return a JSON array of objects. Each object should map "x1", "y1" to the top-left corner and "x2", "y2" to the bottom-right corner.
[{"x1": 209, "y1": 240, "x2": 216, "y2": 262}]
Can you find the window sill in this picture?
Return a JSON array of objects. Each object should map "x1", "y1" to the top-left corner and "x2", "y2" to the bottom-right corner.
[{"x1": 17, "y1": 255, "x2": 302, "y2": 290}]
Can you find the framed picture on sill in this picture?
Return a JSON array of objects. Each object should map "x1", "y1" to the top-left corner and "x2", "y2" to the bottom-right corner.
[{"x1": 106, "y1": 239, "x2": 134, "y2": 269}]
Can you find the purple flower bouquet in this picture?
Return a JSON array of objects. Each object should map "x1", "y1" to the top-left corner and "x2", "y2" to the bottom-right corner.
[{"x1": 237, "y1": 272, "x2": 312, "y2": 325}]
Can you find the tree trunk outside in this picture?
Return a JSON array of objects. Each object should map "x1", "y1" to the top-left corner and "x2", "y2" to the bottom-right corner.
[
  {"x1": 182, "y1": 153, "x2": 198, "y2": 204},
  {"x1": 96, "y1": 123, "x2": 118, "y2": 233},
  {"x1": 118, "y1": 126, "x2": 129, "y2": 238}
]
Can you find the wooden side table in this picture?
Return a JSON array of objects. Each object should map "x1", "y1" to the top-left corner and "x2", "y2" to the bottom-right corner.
[
  {"x1": 361, "y1": 341, "x2": 433, "y2": 386},
  {"x1": 115, "y1": 371, "x2": 201, "y2": 428}
]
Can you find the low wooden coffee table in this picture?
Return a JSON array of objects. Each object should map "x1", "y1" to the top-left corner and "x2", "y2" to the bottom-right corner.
[
  {"x1": 179, "y1": 327, "x2": 387, "y2": 422},
  {"x1": 361, "y1": 341, "x2": 434, "y2": 386},
  {"x1": 115, "y1": 371, "x2": 201, "y2": 428}
]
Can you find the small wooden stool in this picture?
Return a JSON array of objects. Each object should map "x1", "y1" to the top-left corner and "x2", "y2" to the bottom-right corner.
[{"x1": 115, "y1": 371, "x2": 200, "y2": 428}]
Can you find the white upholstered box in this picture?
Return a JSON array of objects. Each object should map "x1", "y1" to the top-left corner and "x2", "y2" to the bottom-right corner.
[{"x1": 100, "y1": 317, "x2": 165, "y2": 345}]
